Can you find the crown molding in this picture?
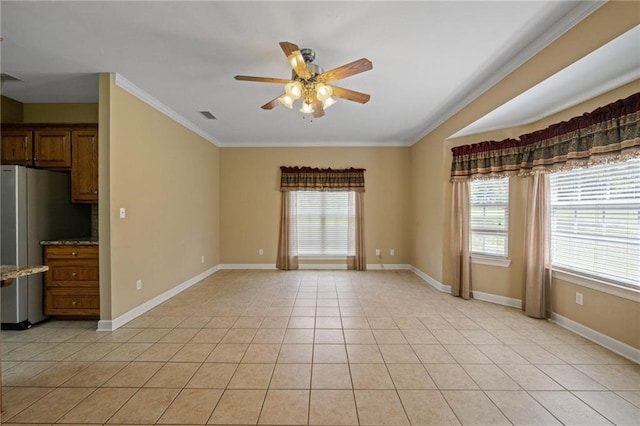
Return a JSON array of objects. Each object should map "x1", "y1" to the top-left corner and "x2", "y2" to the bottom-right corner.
[
  {"x1": 112, "y1": 73, "x2": 220, "y2": 147},
  {"x1": 217, "y1": 140, "x2": 411, "y2": 148},
  {"x1": 410, "y1": 0, "x2": 605, "y2": 145}
]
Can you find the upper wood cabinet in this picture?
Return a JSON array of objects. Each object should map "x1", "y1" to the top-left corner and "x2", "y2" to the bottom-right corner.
[
  {"x1": 33, "y1": 129, "x2": 72, "y2": 168},
  {"x1": 1, "y1": 129, "x2": 33, "y2": 166},
  {"x1": 1, "y1": 124, "x2": 96, "y2": 170},
  {"x1": 72, "y1": 129, "x2": 99, "y2": 203},
  {"x1": 1, "y1": 123, "x2": 98, "y2": 203}
]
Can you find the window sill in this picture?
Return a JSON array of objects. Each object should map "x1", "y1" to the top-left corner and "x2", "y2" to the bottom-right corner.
[
  {"x1": 552, "y1": 269, "x2": 640, "y2": 302},
  {"x1": 471, "y1": 256, "x2": 511, "y2": 268}
]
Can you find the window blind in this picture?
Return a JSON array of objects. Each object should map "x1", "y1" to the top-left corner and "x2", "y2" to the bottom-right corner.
[
  {"x1": 296, "y1": 191, "x2": 355, "y2": 257},
  {"x1": 470, "y1": 178, "x2": 509, "y2": 257},
  {"x1": 550, "y1": 159, "x2": 640, "y2": 288}
]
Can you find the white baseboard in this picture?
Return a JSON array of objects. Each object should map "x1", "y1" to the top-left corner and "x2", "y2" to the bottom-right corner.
[
  {"x1": 409, "y1": 265, "x2": 451, "y2": 293},
  {"x1": 218, "y1": 264, "x2": 277, "y2": 270},
  {"x1": 367, "y1": 264, "x2": 411, "y2": 270},
  {"x1": 217, "y1": 263, "x2": 412, "y2": 271},
  {"x1": 551, "y1": 313, "x2": 640, "y2": 364},
  {"x1": 97, "y1": 265, "x2": 221, "y2": 331},
  {"x1": 473, "y1": 290, "x2": 522, "y2": 309}
]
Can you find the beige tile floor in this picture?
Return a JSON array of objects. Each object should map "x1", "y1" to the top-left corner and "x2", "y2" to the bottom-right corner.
[{"x1": 1, "y1": 270, "x2": 639, "y2": 425}]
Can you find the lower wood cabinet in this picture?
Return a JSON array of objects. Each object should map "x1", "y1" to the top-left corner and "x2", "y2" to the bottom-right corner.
[{"x1": 44, "y1": 245, "x2": 99, "y2": 318}]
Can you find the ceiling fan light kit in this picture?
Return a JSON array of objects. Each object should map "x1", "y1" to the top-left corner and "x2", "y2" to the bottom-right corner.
[{"x1": 235, "y1": 41, "x2": 372, "y2": 118}]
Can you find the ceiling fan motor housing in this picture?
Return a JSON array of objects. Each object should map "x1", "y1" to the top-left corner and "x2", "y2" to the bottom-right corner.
[{"x1": 291, "y1": 48, "x2": 323, "y2": 81}]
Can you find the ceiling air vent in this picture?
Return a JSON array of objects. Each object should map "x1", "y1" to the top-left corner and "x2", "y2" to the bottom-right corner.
[
  {"x1": 199, "y1": 111, "x2": 217, "y2": 120},
  {"x1": 1, "y1": 73, "x2": 22, "y2": 82}
]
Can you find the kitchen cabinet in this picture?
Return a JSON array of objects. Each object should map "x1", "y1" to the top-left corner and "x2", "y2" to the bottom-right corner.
[
  {"x1": 1, "y1": 124, "x2": 96, "y2": 171},
  {"x1": 72, "y1": 129, "x2": 98, "y2": 203},
  {"x1": 44, "y1": 245, "x2": 99, "y2": 318},
  {"x1": 1, "y1": 129, "x2": 33, "y2": 166},
  {"x1": 33, "y1": 128, "x2": 72, "y2": 168}
]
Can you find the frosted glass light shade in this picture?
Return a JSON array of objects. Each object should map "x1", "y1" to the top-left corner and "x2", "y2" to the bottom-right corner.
[
  {"x1": 322, "y1": 97, "x2": 337, "y2": 109},
  {"x1": 285, "y1": 81, "x2": 303, "y2": 99},
  {"x1": 315, "y1": 83, "x2": 333, "y2": 101},
  {"x1": 300, "y1": 102, "x2": 314, "y2": 114},
  {"x1": 278, "y1": 94, "x2": 294, "y2": 108}
]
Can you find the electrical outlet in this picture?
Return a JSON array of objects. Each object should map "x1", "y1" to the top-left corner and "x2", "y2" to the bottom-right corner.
[
  {"x1": 390, "y1": 249, "x2": 395, "y2": 256},
  {"x1": 136, "y1": 279, "x2": 142, "y2": 290},
  {"x1": 575, "y1": 292, "x2": 583, "y2": 305},
  {"x1": 259, "y1": 249, "x2": 264, "y2": 256},
  {"x1": 119, "y1": 207, "x2": 126, "y2": 219},
  {"x1": 375, "y1": 249, "x2": 381, "y2": 256},
  {"x1": 201, "y1": 256, "x2": 205, "y2": 263}
]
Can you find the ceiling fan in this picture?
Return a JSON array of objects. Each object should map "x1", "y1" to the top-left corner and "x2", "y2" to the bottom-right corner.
[{"x1": 234, "y1": 41, "x2": 372, "y2": 118}]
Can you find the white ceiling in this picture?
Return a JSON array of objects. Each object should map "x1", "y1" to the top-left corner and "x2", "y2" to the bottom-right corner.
[
  {"x1": 452, "y1": 24, "x2": 640, "y2": 139},
  {"x1": 1, "y1": 1, "x2": 622, "y2": 147}
]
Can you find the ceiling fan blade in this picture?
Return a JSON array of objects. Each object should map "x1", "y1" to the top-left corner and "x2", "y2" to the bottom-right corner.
[
  {"x1": 279, "y1": 41, "x2": 300, "y2": 58},
  {"x1": 280, "y1": 42, "x2": 312, "y2": 79},
  {"x1": 318, "y1": 58, "x2": 373, "y2": 83},
  {"x1": 261, "y1": 95, "x2": 283, "y2": 110},
  {"x1": 288, "y1": 50, "x2": 312, "y2": 80},
  {"x1": 312, "y1": 101, "x2": 325, "y2": 118},
  {"x1": 235, "y1": 75, "x2": 291, "y2": 84},
  {"x1": 331, "y1": 85, "x2": 371, "y2": 104}
]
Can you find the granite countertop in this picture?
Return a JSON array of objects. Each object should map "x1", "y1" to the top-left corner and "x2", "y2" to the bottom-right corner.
[
  {"x1": 1, "y1": 265, "x2": 49, "y2": 283},
  {"x1": 40, "y1": 238, "x2": 99, "y2": 246}
]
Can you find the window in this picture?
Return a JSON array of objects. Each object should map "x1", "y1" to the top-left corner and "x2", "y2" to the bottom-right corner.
[
  {"x1": 296, "y1": 191, "x2": 355, "y2": 257},
  {"x1": 550, "y1": 159, "x2": 640, "y2": 289},
  {"x1": 470, "y1": 178, "x2": 509, "y2": 257}
]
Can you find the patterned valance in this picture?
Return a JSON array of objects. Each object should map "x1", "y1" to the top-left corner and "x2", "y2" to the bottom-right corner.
[
  {"x1": 451, "y1": 92, "x2": 640, "y2": 182},
  {"x1": 280, "y1": 166, "x2": 366, "y2": 192}
]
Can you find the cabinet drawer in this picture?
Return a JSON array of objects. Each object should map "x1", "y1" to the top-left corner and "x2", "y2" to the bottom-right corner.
[
  {"x1": 45, "y1": 245, "x2": 98, "y2": 261},
  {"x1": 49, "y1": 265, "x2": 100, "y2": 287},
  {"x1": 46, "y1": 288, "x2": 99, "y2": 316}
]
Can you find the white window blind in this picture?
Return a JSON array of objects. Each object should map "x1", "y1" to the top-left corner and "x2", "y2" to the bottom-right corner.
[
  {"x1": 296, "y1": 191, "x2": 355, "y2": 257},
  {"x1": 550, "y1": 159, "x2": 640, "y2": 289},
  {"x1": 470, "y1": 178, "x2": 509, "y2": 257}
]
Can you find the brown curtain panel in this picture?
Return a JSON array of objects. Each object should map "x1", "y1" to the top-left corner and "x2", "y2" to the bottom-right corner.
[
  {"x1": 275, "y1": 191, "x2": 299, "y2": 270},
  {"x1": 347, "y1": 192, "x2": 366, "y2": 271},
  {"x1": 523, "y1": 174, "x2": 551, "y2": 318},
  {"x1": 450, "y1": 181, "x2": 472, "y2": 299}
]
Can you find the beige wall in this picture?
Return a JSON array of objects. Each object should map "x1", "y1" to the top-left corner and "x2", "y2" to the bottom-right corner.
[
  {"x1": 411, "y1": 1, "x2": 639, "y2": 284},
  {"x1": 1, "y1": 95, "x2": 24, "y2": 123},
  {"x1": 220, "y1": 147, "x2": 411, "y2": 266},
  {"x1": 552, "y1": 279, "x2": 639, "y2": 349},
  {"x1": 22, "y1": 103, "x2": 98, "y2": 123},
  {"x1": 443, "y1": 81, "x2": 640, "y2": 348},
  {"x1": 107, "y1": 78, "x2": 220, "y2": 318},
  {"x1": 410, "y1": 2, "x2": 639, "y2": 350},
  {"x1": 0, "y1": 97, "x2": 98, "y2": 124},
  {"x1": 98, "y1": 74, "x2": 113, "y2": 320}
]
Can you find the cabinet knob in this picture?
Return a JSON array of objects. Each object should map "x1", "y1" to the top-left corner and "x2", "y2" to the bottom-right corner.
[
  {"x1": 93, "y1": 191, "x2": 98, "y2": 194},
  {"x1": 71, "y1": 272, "x2": 77, "y2": 277},
  {"x1": 71, "y1": 300, "x2": 78, "y2": 306},
  {"x1": 71, "y1": 252, "x2": 77, "y2": 256}
]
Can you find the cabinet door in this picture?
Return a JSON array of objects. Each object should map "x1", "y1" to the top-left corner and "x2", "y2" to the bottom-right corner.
[
  {"x1": 1, "y1": 130, "x2": 33, "y2": 166},
  {"x1": 71, "y1": 129, "x2": 99, "y2": 203},
  {"x1": 34, "y1": 129, "x2": 72, "y2": 168}
]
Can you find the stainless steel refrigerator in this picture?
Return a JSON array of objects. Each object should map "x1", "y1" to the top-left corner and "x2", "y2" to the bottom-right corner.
[{"x1": 1, "y1": 165, "x2": 91, "y2": 329}]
